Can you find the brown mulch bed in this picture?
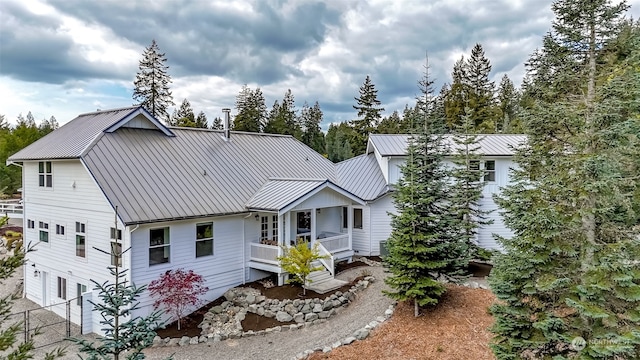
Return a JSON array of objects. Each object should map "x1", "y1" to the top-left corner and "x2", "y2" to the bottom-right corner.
[
  {"x1": 307, "y1": 284, "x2": 496, "y2": 360},
  {"x1": 156, "y1": 271, "x2": 370, "y2": 339},
  {"x1": 0, "y1": 226, "x2": 22, "y2": 236}
]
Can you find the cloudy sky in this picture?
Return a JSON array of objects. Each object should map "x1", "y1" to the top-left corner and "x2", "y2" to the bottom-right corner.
[{"x1": 1, "y1": 0, "x2": 638, "y2": 129}]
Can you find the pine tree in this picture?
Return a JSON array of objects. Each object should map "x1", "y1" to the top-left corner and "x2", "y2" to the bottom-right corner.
[
  {"x1": 70, "y1": 211, "x2": 167, "y2": 359},
  {"x1": 449, "y1": 108, "x2": 493, "y2": 259},
  {"x1": 263, "y1": 90, "x2": 299, "y2": 137},
  {"x1": 194, "y1": 111, "x2": 208, "y2": 128},
  {"x1": 350, "y1": 75, "x2": 384, "y2": 155},
  {"x1": 376, "y1": 110, "x2": 403, "y2": 134},
  {"x1": 496, "y1": 75, "x2": 520, "y2": 133},
  {"x1": 490, "y1": 3, "x2": 640, "y2": 359},
  {"x1": 325, "y1": 123, "x2": 354, "y2": 162},
  {"x1": 233, "y1": 85, "x2": 266, "y2": 132},
  {"x1": 300, "y1": 101, "x2": 326, "y2": 154},
  {"x1": 133, "y1": 40, "x2": 174, "y2": 123},
  {"x1": 384, "y1": 60, "x2": 464, "y2": 317},
  {"x1": 444, "y1": 57, "x2": 468, "y2": 131},
  {"x1": 463, "y1": 43, "x2": 499, "y2": 132},
  {"x1": 170, "y1": 98, "x2": 195, "y2": 127},
  {"x1": 210, "y1": 116, "x2": 223, "y2": 130}
]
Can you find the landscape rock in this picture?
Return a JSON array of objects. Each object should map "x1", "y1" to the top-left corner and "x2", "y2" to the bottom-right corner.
[{"x1": 276, "y1": 311, "x2": 293, "y2": 322}]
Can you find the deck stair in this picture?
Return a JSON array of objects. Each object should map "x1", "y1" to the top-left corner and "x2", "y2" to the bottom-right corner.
[{"x1": 305, "y1": 260, "x2": 348, "y2": 294}]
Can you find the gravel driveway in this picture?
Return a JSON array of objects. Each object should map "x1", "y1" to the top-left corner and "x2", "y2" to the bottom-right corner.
[{"x1": 12, "y1": 264, "x2": 392, "y2": 360}]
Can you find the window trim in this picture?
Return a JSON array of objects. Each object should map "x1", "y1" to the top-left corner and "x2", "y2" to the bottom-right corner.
[
  {"x1": 56, "y1": 224, "x2": 65, "y2": 236},
  {"x1": 27, "y1": 219, "x2": 35, "y2": 229},
  {"x1": 353, "y1": 208, "x2": 363, "y2": 230},
  {"x1": 75, "y1": 222, "x2": 87, "y2": 258},
  {"x1": 341, "y1": 207, "x2": 348, "y2": 229},
  {"x1": 38, "y1": 161, "x2": 53, "y2": 188},
  {"x1": 39, "y1": 221, "x2": 49, "y2": 243},
  {"x1": 195, "y1": 222, "x2": 214, "y2": 258},
  {"x1": 57, "y1": 276, "x2": 67, "y2": 300},
  {"x1": 111, "y1": 241, "x2": 122, "y2": 267},
  {"x1": 76, "y1": 283, "x2": 86, "y2": 306},
  {"x1": 149, "y1": 227, "x2": 170, "y2": 265},
  {"x1": 484, "y1": 160, "x2": 496, "y2": 182}
]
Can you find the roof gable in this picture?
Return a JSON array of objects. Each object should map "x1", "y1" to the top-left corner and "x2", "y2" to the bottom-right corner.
[{"x1": 104, "y1": 107, "x2": 174, "y2": 136}]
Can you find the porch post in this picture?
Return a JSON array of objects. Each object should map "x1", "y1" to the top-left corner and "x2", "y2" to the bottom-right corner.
[
  {"x1": 278, "y1": 213, "x2": 285, "y2": 286},
  {"x1": 310, "y1": 208, "x2": 317, "y2": 246},
  {"x1": 348, "y1": 205, "x2": 353, "y2": 252},
  {"x1": 285, "y1": 211, "x2": 291, "y2": 246}
]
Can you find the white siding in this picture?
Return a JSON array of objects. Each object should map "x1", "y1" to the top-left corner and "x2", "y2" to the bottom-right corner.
[
  {"x1": 351, "y1": 206, "x2": 371, "y2": 255},
  {"x1": 129, "y1": 215, "x2": 246, "y2": 321},
  {"x1": 121, "y1": 114, "x2": 157, "y2": 130},
  {"x1": 316, "y1": 207, "x2": 341, "y2": 234},
  {"x1": 372, "y1": 147, "x2": 388, "y2": 183},
  {"x1": 291, "y1": 188, "x2": 351, "y2": 211},
  {"x1": 387, "y1": 157, "x2": 405, "y2": 185},
  {"x1": 369, "y1": 195, "x2": 395, "y2": 255},
  {"x1": 21, "y1": 160, "x2": 126, "y2": 331},
  {"x1": 476, "y1": 158, "x2": 515, "y2": 250}
]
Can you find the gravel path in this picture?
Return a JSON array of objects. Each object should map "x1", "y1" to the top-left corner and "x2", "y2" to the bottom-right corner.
[{"x1": 144, "y1": 265, "x2": 392, "y2": 360}]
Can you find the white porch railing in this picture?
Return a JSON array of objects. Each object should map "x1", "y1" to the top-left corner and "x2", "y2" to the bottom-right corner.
[
  {"x1": 0, "y1": 200, "x2": 23, "y2": 217},
  {"x1": 249, "y1": 243, "x2": 280, "y2": 265},
  {"x1": 316, "y1": 242, "x2": 334, "y2": 276},
  {"x1": 317, "y1": 233, "x2": 349, "y2": 253}
]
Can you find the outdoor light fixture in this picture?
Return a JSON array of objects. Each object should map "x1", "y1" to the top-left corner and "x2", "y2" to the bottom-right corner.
[{"x1": 255, "y1": 214, "x2": 259, "y2": 221}]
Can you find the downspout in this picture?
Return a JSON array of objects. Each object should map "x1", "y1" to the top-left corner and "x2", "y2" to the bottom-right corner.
[{"x1": 242, "y1": 212, "x2": 254, "y2": 284}]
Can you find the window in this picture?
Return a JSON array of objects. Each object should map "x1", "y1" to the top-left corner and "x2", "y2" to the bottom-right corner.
[
  {"x1": 76, "y1": 222, "x2": 86, "y2": 258},
  {"x1": 149, "y1": 227, "x2": 170, "y2": 265},
  {"x1": 27, "y1": 219, "x2": 35, "y2": 229},
  {"x1": 56, "y1": 224, "x2": 65, "y2": 235},
  {"x1": 295, "y1": 211, "x2": 311, "y2": 244},
  {"x1": 38, "y1": 161, "x2": 52, "y2": 188},
  {"x1": 195, "y1": 223, "x2": 213, "y2": 258},
  {"x1": 260, "y1": 216, "x2": 269, "y2": 240},
  {"x1": 111, "y1": 242, "x2": 122, "y2": 267},
  {"x1": 76, "y1": 283, "x2": 86, "y2": 306},
  {"x1": 353, "y1": 208, "x2": 363, "y2": 229},
  {"x1": 484, "y1": 160, "x2": 496, "y2": 182},
  {"x1": 342, "y1": 207, "x2": 348, "y2": 229},
  {"x1": 272, "y1": 215, "x2": 278, "y2": 239},
  {"x1": 57, "y1": 276, "x2": 67, "y2": 300},
  {"x1": 110, "y1": 227, "x2": 122, "y2": 240},
  {"x1": 39, "y1": 221, "x2": 49, "y2": 243}
]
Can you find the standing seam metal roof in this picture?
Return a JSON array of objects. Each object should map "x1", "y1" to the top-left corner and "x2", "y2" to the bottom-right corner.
[
  {"x1": 336, "y1": 154, "x2": 388, "y2": 201},
  {"x1": 367, "y1": 134, "x2": 526, "y2": 156}
]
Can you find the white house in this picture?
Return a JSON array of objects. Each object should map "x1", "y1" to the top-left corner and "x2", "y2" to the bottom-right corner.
[{"x1": 7, "y1": 106, "x2": 524, "y2": 334}]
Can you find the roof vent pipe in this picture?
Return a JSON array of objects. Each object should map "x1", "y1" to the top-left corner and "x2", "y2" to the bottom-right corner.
[{"x1": 222, "y1": 108, "x2": 231, "y2": 140}]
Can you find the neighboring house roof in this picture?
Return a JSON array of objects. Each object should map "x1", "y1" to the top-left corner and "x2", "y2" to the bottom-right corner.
[
  {"x1": 366, "y1": 134, "x2": 527, "y2": 157},
  {"x1": 246, "y1": 179, "x2": 364, "y2": 215},
  {"x1": 336, "y1": 154, "x2": 388, "y2": 201},
  {"x1": 8, "y1": 106, "x2": 170, "y2": 161}
]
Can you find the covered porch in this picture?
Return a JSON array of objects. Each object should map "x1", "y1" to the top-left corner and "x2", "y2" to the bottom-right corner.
[{"x1": 244, "y1": 179, "x2": 363, "y2": 285}]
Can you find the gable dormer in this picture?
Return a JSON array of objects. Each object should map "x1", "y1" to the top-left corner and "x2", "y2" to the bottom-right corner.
[{"x1": 104, "y1": 106, "x2": 175, "y2": 136}]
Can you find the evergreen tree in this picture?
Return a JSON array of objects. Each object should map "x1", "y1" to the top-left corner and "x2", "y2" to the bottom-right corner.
[
  {"x1": 490, "y1": 3, "x2": 640, "y2": 359},
  {"x1": 350, "y1": 75, "x2": 384, "y2": 155},
  {"x1": 325, "y1": 122, "x2": 354, "y2": 162},
  {"x1": 463, "y1": 43, "x2": 499, "y2": 132},
  {"x1": 496, "y1": 75, "x2": 520, "y2": 133},
  {"x1": 194, "y1": 111, "x2": 208, "y2": 128},
  {"x1": 263, "y1": 90, "x2": 299, "y2": 137},
  {"x1": 376, "y1": 110, "x2": 403, "y2": 134},
  {"x1": 49, "y1": 116, "x2": 59, "y2": 130},
  {"x1": 210, "y1": 116, "x2": 223, "y2": 130},
  {"x1": 449, "y1": 108, "x2": 493, "y2": 259},
  {"x1": 384, "y1": 61, "x2": 464, "y2": 317},
  {"x1": 444, "y1": 57, "x2": 467, "y2": 131},
  {"x1": 133, "y1": 40, "x2": 174, "y2": 123},
  {"x1": 300, "y1": 101, "x2": 326, "y2": 154},
  {"x1": 233, "y1": 85, "x2": 266, "y2": 132},
  {"x1": 170, "y1": 98, "x2": 195, "y2": 127}
]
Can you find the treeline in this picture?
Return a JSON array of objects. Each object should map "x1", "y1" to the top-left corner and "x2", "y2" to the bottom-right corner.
[{"x1": 0, "y1": 112, "x2": 58, "y2": 195}]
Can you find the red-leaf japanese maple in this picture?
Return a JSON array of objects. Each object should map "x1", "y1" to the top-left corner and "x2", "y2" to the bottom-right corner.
[{"x1": 148, "y1": 268, "x2": 208, "y2": 330}]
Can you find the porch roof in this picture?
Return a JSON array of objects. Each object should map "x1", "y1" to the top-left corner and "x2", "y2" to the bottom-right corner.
[{"x1": 246, "y1": 178, "x2": 364, "y2": 214}]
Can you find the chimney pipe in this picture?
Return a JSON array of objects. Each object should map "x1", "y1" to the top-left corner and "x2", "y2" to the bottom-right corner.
[{"x1": 222, "y1": 108, "x2": 231, "y2": 140}]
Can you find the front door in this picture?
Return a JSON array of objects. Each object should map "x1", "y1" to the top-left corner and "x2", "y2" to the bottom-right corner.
[{"x1": 41, "y1": 271, "x2": 49, "y2": 306}]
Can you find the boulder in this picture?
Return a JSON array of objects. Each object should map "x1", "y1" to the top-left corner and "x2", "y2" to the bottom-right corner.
[
  {"x1": 276, "y1": 311, "x2": 293, "y2": 322},
  {"x1": 304, "y1": 313, "x2": 318, "y2": 322}
]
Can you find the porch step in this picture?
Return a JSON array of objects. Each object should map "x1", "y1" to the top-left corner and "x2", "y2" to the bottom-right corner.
[{"x1": 306, "y1": 261, "x2": 348, "y2": 294}]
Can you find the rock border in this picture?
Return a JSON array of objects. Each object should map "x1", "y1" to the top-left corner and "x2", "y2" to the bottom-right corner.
[{"x1": 151, "y1": 275, "x2": 377, "y2": 348}]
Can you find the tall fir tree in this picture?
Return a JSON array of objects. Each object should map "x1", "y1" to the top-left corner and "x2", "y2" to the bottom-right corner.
[
  {"x1": 133, "y1": 40, "x2": 174, "y2": 123},
  {"x1": 263, "y1": 89, "x2": 299, "y2": 137},
  {"x1": 194, "y1": 111, "x2": 208, "y2": 128},
  {"x1": 376, "y1": 110, "x2": 403, "y2": 134},
  {"x1": 300, "y1": 101, "x2": 326, "y2": 154},
  {"x1": 490, "y1": 2, "x2": 640, "y2": 359},
  {"x1": 444, "y1": 57, "x2": 468, "y2": 131},
  {"x1": 384, "y1": 60, "x2": 465, "y2": 317},
  {"x1": 449, "y1": 108, "x2": 493, "y2": 259},
  {"x1": 496, "y1": 75, "x2": 520, "y2": 133},
  {"x1": 170, "y1": 98, "x2": 195, "y2": 127},
  {"x1": 350, "y1": 75, "x2": 384, "y2": 155},
  {"x1": 463, "y1": 43, "x2": 499, "y2": 132},
  {"x1": 325, "y1": 122, "x2": 354, "y2": 162},
  {"x1": 233, "y1": 85, "x2": 266, "y2": 132}
]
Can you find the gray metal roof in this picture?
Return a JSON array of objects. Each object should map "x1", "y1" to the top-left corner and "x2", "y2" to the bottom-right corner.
[
  {"x1": 336, "y1": 154, "x2": 388, "y2": 201},
  {"x1": 82, "y1": 127, "x2": 339, "y2": 224},
  {"x1": 246, "y1": 179, "x2": 327, "y2": 212},
  {"x1": 367, "y1": 134, "x2": 526, "y2": 157},
  {"x1": 9, "y1": 107, "x2": 141, "y2": 161}
]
